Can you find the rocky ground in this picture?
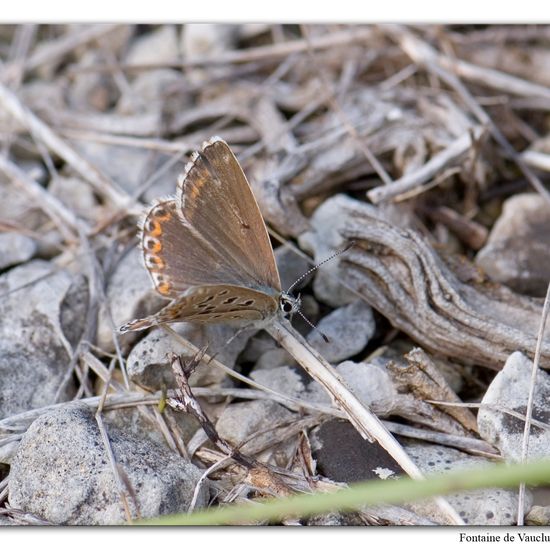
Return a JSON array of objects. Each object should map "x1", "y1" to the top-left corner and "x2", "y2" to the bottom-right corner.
[{"x1": 1, "y1": 24, "x2": 550, "y2": 526}]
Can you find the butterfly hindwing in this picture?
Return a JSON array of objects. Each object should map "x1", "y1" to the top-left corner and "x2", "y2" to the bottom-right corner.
[{"x1": 118, "y1": 284, "x2": 279, "y2": 332}]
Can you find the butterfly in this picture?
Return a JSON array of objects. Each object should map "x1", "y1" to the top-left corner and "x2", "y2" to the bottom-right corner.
[{"x1": 119, "y1": 137, "x2": 301, "y2": 333}]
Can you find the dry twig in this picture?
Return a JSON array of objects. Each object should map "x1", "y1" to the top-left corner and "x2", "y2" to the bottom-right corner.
[
  {"x1": 368, "y1": 126, "x2": 485, "y2": 204},
  {"x1": 0, "y1": 81, "x2": 130, "y2": 208},
  {"x1": 266, "y1": 318, "x2": 464, "y2": 525},
  {"x1": 166, "y1": 352, "x2": 295, "y2": 501},
  {"x1": 381, "y1": 24, "x2": 550, "y2": 206},
  {"x1": 326, "y1": 195, "x2": 550, "y2": 369}
]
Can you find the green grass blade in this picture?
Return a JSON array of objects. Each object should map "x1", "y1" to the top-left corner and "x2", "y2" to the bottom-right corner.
[{"x1": 139, "y1": 459, "x2": 550, "y2": 525}]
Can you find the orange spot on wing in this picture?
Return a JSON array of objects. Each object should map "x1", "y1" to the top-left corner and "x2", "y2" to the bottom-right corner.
[
  {"x1": 149, "y1": 220, "x2": 162, "y2": 237},
  {"x1": 188, "y1": 178, "x2": 208, "y2": 200},
  {"x1": 157, "y1": 281, "x2": 172, "y2": 295},
  {"x1": 155, "y1": 210, "x2": 172, "y2": 222},
  {"x1": 148, "y1": 255, "x2": 165, "y2": 270},
  {"x1": 150, "y1": 240, "x2": 162, "y2": 254}
]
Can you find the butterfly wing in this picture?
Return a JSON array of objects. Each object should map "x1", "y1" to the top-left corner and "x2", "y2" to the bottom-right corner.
[
  {"x1": 118, "y1": 284, "x2": 279, "y2": 332},
  {"x1": 176, "y1": 137, "x2": 281, "y2": 292},
  {"x1": 140, "y1": 199, "x2": 264, "y2": 298}
]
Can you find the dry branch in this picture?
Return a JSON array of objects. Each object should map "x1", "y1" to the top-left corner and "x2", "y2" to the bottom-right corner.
[
  {"x1": 0, "y1": 82, "x2": 130, "y2": 208},
  {"x1": 68, "y1": 26, "x2": 375, "y2": 74},
  {"x1": 166, "y1": 353, "x2": 296, "y2": 500},
  {"x1": 367, "y1": 126, "x2": 485, "y2": 204},
  {"x1": 23, "y1": 24, "x2": 123, "y2": 74},
  {"x1": 267, "y1": 319, "x2": 464, "y2": 526},
  {"x1": 329, "y1": 195, "x2": 550, "y2": 369},
  {"x1": 382, "y1": 24, "x2": 550, "y2": 206},
  {"x1": 402, "y1": 348, "x2": 478, "y2": 434},
  {"x1": 0, "y1": 155, "x2": 81, "y2": 240}
]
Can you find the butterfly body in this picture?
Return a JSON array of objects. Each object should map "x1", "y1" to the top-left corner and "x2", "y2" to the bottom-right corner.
[{"x1": 119, "y1": 137, "x2": 300, "y2": 334}]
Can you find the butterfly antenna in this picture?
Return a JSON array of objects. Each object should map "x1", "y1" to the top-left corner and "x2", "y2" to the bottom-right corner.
[
  {"x1": 285, "y1": 241, "x2": 355, "y2": 295},
  {"x1": 295, "y1": 307, "x2": 330, "y2": 343}
]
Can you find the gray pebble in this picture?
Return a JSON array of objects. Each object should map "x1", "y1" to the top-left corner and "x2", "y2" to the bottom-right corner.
[
  {"x1": 74, "y1": 141, "x2": 155, "y2": 194},
  {"x1": 8, "y1": 403, "x2": 209, "y2": 525},
  {"x1": 216, "y1": 400, "x2": 296, "y2": 460},
  {"x1": 0, "y1": 179, "x2": 46, "y2": 233},
  {"x1": 250, "y1": 365, "x2": 308, "y2": 400},
  {"x1": 476, "y1": 193, "x2": 550, "y2": 297},
  {"x1": 49, "y1": 176, "x2": 99, "y2": 221},
  {"x1": 0, "y1": 232, "x2": 36, "y2": 270},
  {"x1": 0, "y1": 515, "x2": 18, "y2": 525},
  {"x1": 526, "y1": 505, "x2": 550, "y2": 526},
  {"x1": 274, "y1": 245, "x2": 312, "y2": 292},
  {"x1": 253, "y1": 347, "x2": 295, "y2": 371},
  {"x1": 97, "y1": 247, "x2": 165, "y2": 351},
  {"x1": 181, "y1": 24, "x2": 237, "y2": 59},
  {"x1": 404, "y1": 442, "x2": 531, "y2": 525},
  {"x1": 250, "y1": 359, "x2": 397, "y2": 418},
  {"x1": 307, "y1": 300, "x2": 375, "y2": 362},
  {"x1": 127, "y1": 324, "x2": 253, "y2": 390},
  {"x1": 478, "y1": 351, "x2": 550, "y2": 461},
  {"x1": 299, "y1": 195, "x2": 359, "y2": 307},
  {"x1": 126, "y1": 25, "x2": 180, "y2": 66},
  {"x1": 117, "y1": 69, "x2": 184, "y2": 115},
  {"x1": 0, "y1": 261, "x2": 84, "y2": 421},
  {"x1": 307, "y1": 360, "x2": 396, "y2": 416},
  {"x1": 102, "y1": 405, "x2": 199, "y2": 452},
  {"x1": 67, "y1": 50, "x2": 118, "y2": 112}
]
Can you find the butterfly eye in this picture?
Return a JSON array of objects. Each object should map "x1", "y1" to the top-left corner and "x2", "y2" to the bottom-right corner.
[
  {"x1": 280, "y1": 292, "x2": 301, "y2": 316},
  {"x1": 280, "y1": 297, "x2": 294, "y2": 314},
  {"x1": 282, "y1": 302, "x2": 293, "y2": 313}
]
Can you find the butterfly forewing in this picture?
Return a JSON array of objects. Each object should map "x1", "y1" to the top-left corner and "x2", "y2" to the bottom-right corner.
[
  {"x1": 140, "y1": 200, "x2": 259, "y2": 297},
  {"x1": 176, "y1": 137, "x2": 281, "y2": 292}
]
